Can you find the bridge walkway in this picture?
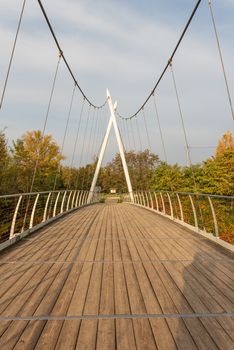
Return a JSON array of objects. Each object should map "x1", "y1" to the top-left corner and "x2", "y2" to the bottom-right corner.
[{"x1": 0, "y1": 203, "x2": 233, "y2": 349}]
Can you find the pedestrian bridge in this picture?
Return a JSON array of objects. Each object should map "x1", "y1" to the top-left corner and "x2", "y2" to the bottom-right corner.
[{"x1": 0, "y1": 203, "x2": 233, "y2": 349}]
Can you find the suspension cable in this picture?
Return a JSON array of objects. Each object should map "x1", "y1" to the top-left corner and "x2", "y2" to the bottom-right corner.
[
  {"x1": 117, "y1": 0, "x2": 202, "y2": 119},
  {"x1": 152, "y1": 94, "x2": 168, "y2": 162},
  {"x1": 37, "y1": 0, "x2": 107, "y2": 109},
  {"x1": 0, "y1": 0, "x2": 27, "y2": 111},
  {"x1": 208, "y1": 0, "x2": 234, "y2": 120}
]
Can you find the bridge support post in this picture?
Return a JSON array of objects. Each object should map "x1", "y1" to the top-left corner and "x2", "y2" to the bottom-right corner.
[{"x1": 87, "y1": 89, "x2": 134, "y2": 203}]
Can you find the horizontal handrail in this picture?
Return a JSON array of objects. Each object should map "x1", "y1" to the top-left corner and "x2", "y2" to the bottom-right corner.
[
  {"x1": 123, "y1": 190, "x2": 234, "y2": 245},
  {"x1": 0, "y1": 189, "x2": 101, "y2": 246}
]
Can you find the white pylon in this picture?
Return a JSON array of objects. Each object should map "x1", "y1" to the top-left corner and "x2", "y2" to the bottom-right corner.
[{"x1": 87, "y1": 89, "x2": 134, "y2": 203}]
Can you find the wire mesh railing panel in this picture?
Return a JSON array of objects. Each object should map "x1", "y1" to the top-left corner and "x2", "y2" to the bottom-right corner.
[
  {"x1": 211, "y1": 197, "x2": 234, "y2": 243},
  {"x1": 192, "y1": 195, "x2": 211, "y2": 233},
  {"x1": 33, "y1": 193, "x2": 50, "y2": 227},
  {"x1": 162, "y1": 193, "x2": 171, "y2": 216},
  {"x1": 0, "y1": 197, "x2": 18, "y2": 243},
  {"x1": 14, "y1": 195, "x2": 36, "y2": 235},
  {"x1": 179, "y1": 194, "x2": 195, "y2": 226},
  {"x1": 157, "y1": 193, "x2": 164, "y2": 213},
  {"x1": 0, "y1": 190, "x2": 95, "y2": 245},
  {"x1": 170, "y1": 193, "x2": 180, "y2": 220}
]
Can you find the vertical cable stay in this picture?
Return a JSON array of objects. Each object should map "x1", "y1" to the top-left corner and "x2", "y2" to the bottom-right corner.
[
  {"x1": 67, "y1": 97, "x2": 85, "y2": 189},
  {"x1": 52, "y1": 83, "x2": 76, "y2": 191},
  {"x1": 29, "y1": 52, "x2": 62, "y2": 193},
  {"x1": 170, "y1": 61, "x2": 205, "y2": 227},
  {"x1": 86, "y1": 108, "x2": 97, "y2": 188},
  {"x1": 169, "y1": 61, "x2": 192, "y2": 167},
  {"x1": 135, "y1": 117, "x2": 142, "y2": 151},
  {"x1": 22, "y1": 52, "x2": 62, "y2": 229},
  {"x1": 79, "y1": 105, "x2": 91, "y2": 189},
  {"x1": 152, "y1": 94, "x2": 168, "y2": 163},
  {"x1": 94, "y1": 108, "x2": 101, "y2": 158},
  {"x1": 129, "y1": 119, "x2": 137, "y2": 151},
  {"x1": 90, "y1": 108, "x2": 98, "y2": 160},
  {"x1": 208, "y1": 0, "x2": 234, "y2": 121},
  {"x1": 142, "y1": 108, "x2": 152, "y2": 150},
  {"x1": 0, "y1": 0, "x2": 27, "y2": 111},
  {"x1": 125, "y1": 120, "x2": 131, "y2": 151}
]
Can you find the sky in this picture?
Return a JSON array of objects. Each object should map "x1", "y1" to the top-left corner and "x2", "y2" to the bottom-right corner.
[{"x1": 0, "y1": 0, "x2": 234, "y2": 168}]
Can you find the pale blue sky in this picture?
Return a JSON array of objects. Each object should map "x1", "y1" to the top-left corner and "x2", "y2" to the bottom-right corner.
[{"x1": 0, "y1": 0, "x2": 233, "y2": 167}]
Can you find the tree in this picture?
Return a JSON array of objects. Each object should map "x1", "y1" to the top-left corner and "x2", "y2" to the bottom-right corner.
[
  {"x1": 11, "y1": 130, "x2": 64, "y2": 192},
  {"x1": 198, "y1": 131, "x2": 234, "y2": 195},
  {"x1": 98, "y1": 150, "x2": 159, "y2": 192},
  {"x1": 152, "y1": 163, "x2": 184, "y2": 192},
  {"x1": 0, "y1": 131, "x2": 10, "y2": 194},
  {"x1": 215, "y1": 130, "x2": 234, "y2": 157}
]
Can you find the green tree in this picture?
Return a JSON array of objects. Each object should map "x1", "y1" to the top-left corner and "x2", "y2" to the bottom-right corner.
[
  {"x1": 98, "y1": 150, "x2": 159, "y2": 192},
  {"x1": 0, "y1": 131, "x2": 10, "y2": 194}
]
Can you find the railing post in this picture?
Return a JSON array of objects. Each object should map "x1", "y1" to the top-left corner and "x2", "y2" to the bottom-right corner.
[
  {"x1": 208, "y1": 196, "x2": 219, "y2": 237},
  {"x1": 53, "y1": 192, "x2": 60, "y2": 217},
  {"x1": 189, "y1": 194, "x2": 198, "y2": 230},
  {"x1": 145, "y1": 191, "x2": 149, "y2": 207},
  {"x1": 176, "y1": 193, "x2": 184, "y2": 222},
  {"x1": 85, "y1": 191, "x2": 90, "y2": 204},
  {"x1": 136, "y1": 192, "x2": 140, "y2": 205},
  {"x1": 79, "y1": 191, "x2": 84, "y2": 207},
  {"x1": 149, "y1": 192, "x2": 154, "y2": 209},
  {"x1": 10, "y1": 195, "x2": 22, "y2": 239},
  {"x1": 154, "y1": 192, "x2": 159, "y2": 211},
  {"x1": 141, "y1": 191, "x2": 146, "y2": 207},
  {"x1": 66, "y1": 191, "x2": 73, "y2": 211},
  {"x1": 71, "y1": 190, "x2": 77, "y2": 208},
  {"x1": 60, "y1": 191, "x2": 67, "y2": 214},
  {"x1": 160, "y1": 192, "x2": 165, "y2": 214},
  {"x1": 75, "y1": 191, "x2": 81, "y2": 207},
  {"x1": 167, "y1": 192, "x2": 174, "y2": 219},
  {"x1": 82, "y1": 191, "x2": 86, "y2": 205},
  {"x1": 137, "y1": 192, "x2": 141, "y2": 205},
  {"x1": 29, "y1": 194, "x2": 40, "y2": 229},
  {"x1": 43, "y1": 192, "x2": 52, "y2": 222}
]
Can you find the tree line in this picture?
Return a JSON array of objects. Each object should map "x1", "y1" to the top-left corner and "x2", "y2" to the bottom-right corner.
[{"x1": 0, "y1": 129, "x2": 233, "y2": 196}]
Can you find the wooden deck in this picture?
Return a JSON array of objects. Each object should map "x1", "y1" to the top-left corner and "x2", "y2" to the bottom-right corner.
[{"x1": 0, "y1": 203, "x2": 233, "y2": 349}]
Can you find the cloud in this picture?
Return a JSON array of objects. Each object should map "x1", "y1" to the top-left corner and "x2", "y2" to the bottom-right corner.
[{"x1": 0, "y1": 0, "x2": 233, "y2": 166}]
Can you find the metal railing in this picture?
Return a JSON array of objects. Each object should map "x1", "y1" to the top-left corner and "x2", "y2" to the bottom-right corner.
[
  {"x1": 0, "y1": 190, "x2": 100, "y2": 244},
  {"x1": 124, "y1": 191, "x2": 234, "y2": 244}
]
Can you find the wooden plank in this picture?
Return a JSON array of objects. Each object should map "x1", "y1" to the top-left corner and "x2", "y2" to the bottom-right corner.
[
  {"x1": 11, "y1": 206, "x2": 103, "y2": 349},
  {"x1": 116, "y1": 206, "x2": 157, "y2": 349},
  {"x1": 55, "y1": 207, "x2": 105, "y2": 349},
  {"x1": 76, "y1": 319, "x2": 98, "y2": 349},
  {"x1": 122, "y1": 205, "x2": 217, "y2": 349},
  {"x1": 116, "y1": 318, "x2": 136, "y2": 349},
  {"x1": 96, "y1": 319, "x2": 115, "y2": 350}
]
